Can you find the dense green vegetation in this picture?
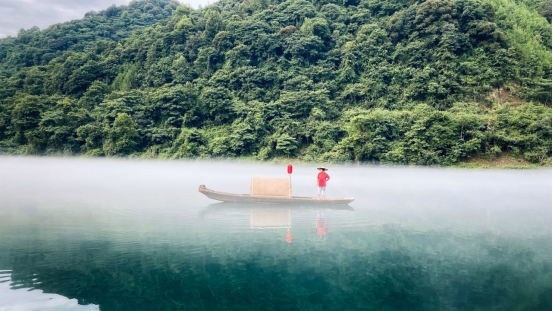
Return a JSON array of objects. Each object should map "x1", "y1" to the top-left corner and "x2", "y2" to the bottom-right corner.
[
  {"x1": 0, "y1": 0, "x2": 179, "y2": 77},
  {"x1": 0, "y1": 0, "x2": 550, "y2": 165}
]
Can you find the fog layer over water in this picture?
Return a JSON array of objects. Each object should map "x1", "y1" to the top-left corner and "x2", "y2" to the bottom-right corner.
[{"x1": 0, "y1": 157, "x2": 551, "y2": 310}]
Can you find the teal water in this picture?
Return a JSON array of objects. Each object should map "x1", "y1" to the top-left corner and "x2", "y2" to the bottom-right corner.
[{"x1": 0, "y1": 158, "x2": 551, "y2": 311}]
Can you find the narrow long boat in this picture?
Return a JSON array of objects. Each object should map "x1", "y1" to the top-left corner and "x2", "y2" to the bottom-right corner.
[{"x1": 199, "y1": 185, "x2": 355, "y2": 205}]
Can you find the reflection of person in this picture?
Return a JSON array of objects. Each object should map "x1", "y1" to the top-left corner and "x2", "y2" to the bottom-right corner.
[
  {"x1": 286, "y1": 229, "x2": 292, "y2": 243},
  {"x1": 316, "y1": 168, "x2": 330, "y2": 200},
  {"x1": 317, "y1": 211, "x2": 328, "y2": 240}
]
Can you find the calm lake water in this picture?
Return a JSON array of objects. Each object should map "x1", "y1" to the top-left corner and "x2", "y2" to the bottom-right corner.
[{"x1": 0, "y1": 157, "x2": 551, "y2": 311}]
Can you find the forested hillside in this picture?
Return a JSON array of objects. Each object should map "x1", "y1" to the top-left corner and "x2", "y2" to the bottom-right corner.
[
  {"x1": 0, "y1": 0, "x2": 550, "y2": 165},
  {"x1": 0, "y1": 0, "x2": 179, "y2": 77}
]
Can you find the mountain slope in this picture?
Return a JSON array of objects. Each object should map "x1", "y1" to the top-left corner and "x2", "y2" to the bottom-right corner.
[
  {"x1": 0, "y1": 0, "x2": 179, "y2": 77},
  {"x1": 0, "y1": 0, "x2": 550, "y2": 165}
]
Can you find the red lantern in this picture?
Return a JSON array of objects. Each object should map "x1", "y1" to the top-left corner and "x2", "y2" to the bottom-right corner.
[{"x1": 287, "y1": 164, "x2": 293, "y2": 174}]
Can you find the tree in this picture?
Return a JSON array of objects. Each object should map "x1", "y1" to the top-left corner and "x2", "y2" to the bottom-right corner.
[
  {"x1": 199, "y1": 87, "x2": 234, "y2": 125},
  {"x1": 11, "y1": 95, "x2": 43, "y2": 144},
  {"x1": 103, "y1": 113, "x2": 139, "y2": 156},
  {"x1": 276, "y1": 133, "x2": 297, "y2": 156},
  {"x1": 203, "y1": 11, "x2": 223, "y2": 42},
  {"x1": 300, "y1": 18, "x2": 331, "y2": 42}
]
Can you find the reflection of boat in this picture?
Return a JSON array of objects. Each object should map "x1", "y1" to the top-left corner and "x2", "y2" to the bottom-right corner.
[
  {"x1": 197, "y1": 203, "x2": 353, "y2": 243},
  {"x1": 197, "y1": 202, "x2": 353, "y2": 219},
  {"x1": 250, "y1": 208, "x2": 291, "y2": 229},
  {"x1": 199, "y1": 185, "x2": 355, "y2": 205}
]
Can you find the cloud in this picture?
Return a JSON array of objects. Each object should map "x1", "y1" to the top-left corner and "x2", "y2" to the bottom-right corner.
[
  {"x1": 0, "y1": 0, "x2": 127, "y2": 37},
  {"x1": 0, "y1": 0, "x2": 216, "y2": 38}
]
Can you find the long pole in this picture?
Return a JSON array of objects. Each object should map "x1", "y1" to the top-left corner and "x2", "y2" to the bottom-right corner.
[
  {"x1": 289, "y1": 174, "x2": 291, "y2": 198},
  {"x1": 287, "y1": 164, "x2": 293, "y2": 198}
]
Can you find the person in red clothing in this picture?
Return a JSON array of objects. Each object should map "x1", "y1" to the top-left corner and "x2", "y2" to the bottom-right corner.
[{"x1": 316, "y1": 167, "x2": 330, "y2": 200}]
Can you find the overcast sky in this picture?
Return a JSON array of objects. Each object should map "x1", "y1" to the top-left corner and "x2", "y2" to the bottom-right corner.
[{"x1": 0, "y1": 0, "x2": 212, "y2": 38}]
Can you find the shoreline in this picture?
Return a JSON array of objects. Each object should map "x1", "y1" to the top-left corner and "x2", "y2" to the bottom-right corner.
[{"x1": 0, "y1": 153, "x2": 550, "y2": 170}]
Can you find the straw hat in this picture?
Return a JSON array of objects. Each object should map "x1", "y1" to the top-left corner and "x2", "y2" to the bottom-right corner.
[{"x1": 317, "y1": 167, "x2": 328, "y2": 171}]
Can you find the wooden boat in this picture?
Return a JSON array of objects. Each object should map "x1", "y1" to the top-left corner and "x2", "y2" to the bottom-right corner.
[{"x1": 199, "y1": 185, "x2": 354, "y2": 205}]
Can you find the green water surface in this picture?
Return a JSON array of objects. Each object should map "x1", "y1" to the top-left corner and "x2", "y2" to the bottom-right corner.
[{"x1": 0, "y1": 158, "x2": 551, "y2": 311}]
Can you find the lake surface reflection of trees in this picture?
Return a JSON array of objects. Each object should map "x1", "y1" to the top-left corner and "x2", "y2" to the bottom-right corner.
[
  {"x1": 0, "y1": 160, "x2": 551, "y2": 310},
  {"x1": 1, "y1": 203, "x2": 550, "y2": 311}
]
